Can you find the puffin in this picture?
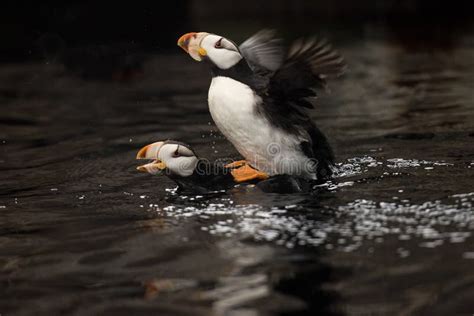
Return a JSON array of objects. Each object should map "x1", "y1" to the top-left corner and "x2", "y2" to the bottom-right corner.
[
  {"x1": 136, "y1": 140, "x2": 313, "y2": 194},
  {"x1": 177, "y1": 30, "x2": 345, "y2": 182}
]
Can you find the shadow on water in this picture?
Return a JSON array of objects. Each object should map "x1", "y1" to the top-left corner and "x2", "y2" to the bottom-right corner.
[{"x1": 1, "y1": 10, "x2": 474, "y2": 315}]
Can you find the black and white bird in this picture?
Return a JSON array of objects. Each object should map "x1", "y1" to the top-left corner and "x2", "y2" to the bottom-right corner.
[
  {"x1": 136, "y1": 140, "x2": 234, "y2": 193},
  {"x1": 177, "y1": 30, "x2": 345, "y2": 182},
  {"x1": 136, "y1": 140, "x2": 314, "y2": 194}
]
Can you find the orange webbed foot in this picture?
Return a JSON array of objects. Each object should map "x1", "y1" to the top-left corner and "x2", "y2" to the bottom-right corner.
[
  {"x1": 230, "y1": 164, "x2": 269, "y2": 183},
  {"x1": 225, "y1": 160, "x2": 248, "y2": 169}
]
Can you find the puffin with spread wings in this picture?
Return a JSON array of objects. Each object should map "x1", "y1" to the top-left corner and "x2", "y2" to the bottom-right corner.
[{"x1": 177, "y1": 30, "x2": 345, "y2": 182}]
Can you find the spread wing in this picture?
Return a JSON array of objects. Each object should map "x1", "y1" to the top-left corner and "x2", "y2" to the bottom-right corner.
[
  {"x1": 269, "y1": 37, "x2": 347, "y2": 109},
  {"x1": 239, "y1": 29, "x2": 284, "y2": 73}
]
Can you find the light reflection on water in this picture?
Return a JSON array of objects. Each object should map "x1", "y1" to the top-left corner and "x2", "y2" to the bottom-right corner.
[{"x1": 145, "y1": 162, "x2": 473, "y2": 256}]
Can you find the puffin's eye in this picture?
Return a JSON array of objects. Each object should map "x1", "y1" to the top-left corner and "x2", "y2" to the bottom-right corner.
[
  {"x1": 173, "y1": 146, "x2": 180, "y2": 157},
  {"x1": 215, "y1": 38, "x2": 223, "y2": 49}
]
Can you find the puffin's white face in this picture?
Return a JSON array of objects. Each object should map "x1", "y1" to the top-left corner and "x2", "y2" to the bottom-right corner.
[
  {"x1": 136, "y1": 141, "x2": 198, "y2": 177},
  {"x1": 178, "y1": 32, "x2": 243, "y2": 70},
  {"x1": 200, "y1": 34, "x2": 242, "y2": 69}
]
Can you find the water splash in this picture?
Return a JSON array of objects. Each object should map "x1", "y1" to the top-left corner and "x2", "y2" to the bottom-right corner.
[{"x1": 147, "y1": 191, "x2": 473, "y2": 257}]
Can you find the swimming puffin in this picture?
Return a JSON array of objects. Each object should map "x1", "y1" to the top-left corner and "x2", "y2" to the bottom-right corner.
[
  {"x1": 136, "y1": 140, "x2": 313, "y2": 194},
  {"x1": 177, "y1": 30, "x2": 345, "y2": 182}
]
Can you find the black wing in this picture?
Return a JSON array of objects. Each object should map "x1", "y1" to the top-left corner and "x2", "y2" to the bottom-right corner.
[
  {"x1": 269, "y1": 37, "x2": 346, "y2": 109},
  {"x1": 239, "y1": 29, "x2": 284, "y2": 73}
]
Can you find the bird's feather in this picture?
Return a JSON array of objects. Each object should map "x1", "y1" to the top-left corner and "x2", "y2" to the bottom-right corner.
[
  {"x1": 239, "y1": 29, "x2": 284, "y2": 73},
  {"x1": 269, "y1": 37, "x2": 346, "y2": 102}
]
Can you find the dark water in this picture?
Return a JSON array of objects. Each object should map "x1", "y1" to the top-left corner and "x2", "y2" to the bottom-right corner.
[{"x1": 1, "y1": 26, "x2": 474, "y2": 315}]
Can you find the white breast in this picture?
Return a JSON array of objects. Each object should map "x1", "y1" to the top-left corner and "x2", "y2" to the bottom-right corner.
[{"x1": 208, "y1": 76, "x2": 316, "y2": 178}]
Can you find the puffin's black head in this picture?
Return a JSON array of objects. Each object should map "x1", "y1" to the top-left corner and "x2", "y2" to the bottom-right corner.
[
  {"x1": 177, "y1": 32, "x2": 242, "y2": 70},
  {"x1": 136, "y1": 140, "x2": 198, "y2": 177}
]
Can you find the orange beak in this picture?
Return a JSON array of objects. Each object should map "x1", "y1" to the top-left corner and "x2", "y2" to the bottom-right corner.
[
  {"x1": 177, "y1": 32, "x2": 209, "y2": 61},
  {"x1": 177, "y1": 32, "x2": 197, "y2": 53},
  {"x1": 136, "y1": 141, "x2": 164, "y2": 159},
  {"x1": 136, "y1": 144, "x2": 151, "y2": 159},
  {"x1": 136, "y1": 141, "x2": 167, "y2": 175}
]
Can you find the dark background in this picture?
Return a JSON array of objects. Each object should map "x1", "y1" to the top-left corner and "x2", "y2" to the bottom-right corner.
[{"x1": 2, "y1": 0, "x2": 473, "y2": 63}]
